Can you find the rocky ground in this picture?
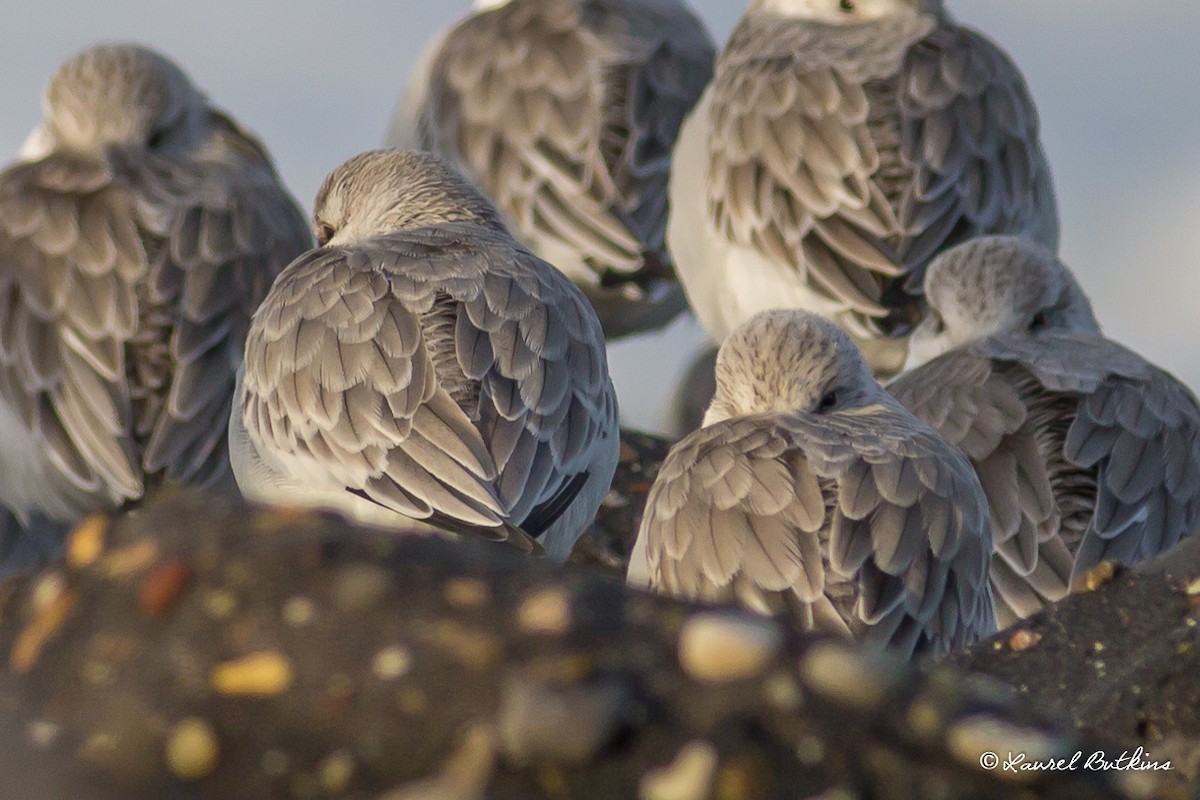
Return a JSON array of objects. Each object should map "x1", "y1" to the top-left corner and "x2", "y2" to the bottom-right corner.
[{"x1": 0, "y1": 430, "x2": 1196, "y2": 799}]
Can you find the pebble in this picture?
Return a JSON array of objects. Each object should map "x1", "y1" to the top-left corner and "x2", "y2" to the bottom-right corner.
[
  {"x1": 332, "y1": 564, "x2": 391, "y2": 612},
  {"x1": 282, "y1": 596, "x2": 317, "y2": 627},
  {"x1": 1008, "y1": 629, "x2": 1042, "y2": 652},
  {"x1": 139, "y1": 560, "x2": 194, "y2": 617},
  {"x1": 516, "y1": 588, "x2": 573, "y2": 635},
  {"x1": 11, "y1": 585, "x2": 76, "y2": 673},
  {"x1": 66, "y1": 514, "x2": 108, "y2": 568},
  {"x1": 211, "y1": 651, "x2": 294, "y2": 697},
  {"x1": 498, "y1": 675, "x2": 630, "y2": 765},
  {"x1": 947, "y1": 715, "x2": 1061, "y2": 782},
  {"x1": 444, "y1": 578, "x2": 490, "y2": 609},
  {"x1": 373, "y1": 645, "x2": 414, "y2": 680},
  {"x1": 799, "y1": 643, "x2": 895, "y2": 711},
  {"x1": 319, "y1": 750, "x2": 356, "y2": 793},
  {"x1": 1074, "y1": 561, "x2": 1116, "y2": 593},
  {"x1": 639, "y1": 741, "x2": 719, "y2": 800},
  {"x1": 677, "y1": 612, "x2": 782, "y2": 683},
  {"x1": 166, "y1": 718, "x2": 220, "y2": 781}
]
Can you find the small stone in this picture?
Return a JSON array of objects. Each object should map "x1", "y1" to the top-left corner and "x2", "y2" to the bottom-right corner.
[
  {"x1": 1073, "y1": 560, "x2": 1116, "y2": 593},
  {"x1": 1008, "y1": 629, "x2": 1042, "y2": 652},
  {"x1": 27, "y1": 720, "x2": 61, "y2": 749},
  {"x1": 677, "y1": 612, "x2": 782, "y2": 683},
  {"x1": 498, "y1": 675, "x2": 631, "y2": 766},
  {"x1": 373, "y1": 645, "x2": 414, "y2": 680},
  {"x1": 795, "y1": 736, "x2": 824, "y2": 765},
  {"x1": 601, "y1": 489, "x2": 628, "y2": 509},
  {"x1": 211, "y1": 651, "x2": 294, "y2": 697},
  {"x1": 319, "y1": 750, "x2": 355, "y2": 793},
  {"x1": 202, "y1": 589, "x2": 238, "y2": 620},
  {"x1": 799, "y1": 643, "x2": 895, "y2": 711},
  {"x1": 1185, "y1": 577, "x2": 1200, "y2": 608},
  {"x1": 427, "y1": 621, "x2": 501, "y2": 670},
  {"x1": 100, "y1": 540, "x2": 160, "y2": 578},
  {"x1": 11, "y1": 586, "x2": 76, "y2": 673},
  {"x1": 947, "y1": 715, "x2": 1061, "y2": 782},
  {"x1": 639, "y1": 740, "x2": 719, "y2": 800},
  {"x1": 333, "y1": 564, "x2": 391, "y2": 612},
  {"x1": 166, "y1": 718, "x2": 220, "y2": 781},
  {"x1": 66, "y1": 514, "x2": 108, "y2": 568},
  {"x1": 282, "y1": 596, "x2": 317, "y2": 627},
  {"x1": 139, "y1": 560, "x2": 193, "y2": 617},
  {"x1": 30, "y1": 571, "x2": 66, "y2": 611},
  {"x1": 516, "y1": 588, "x2": 573, "y2": 635},
  {"x1": 762, "y1": 672, "x2": 802, "y2": 711},
  {"x1": 444, "y1": 578, "x2": 490, "y2": 609},
  {"x1": 906, "y1": 700, "x2": 943, "y2": 739}
]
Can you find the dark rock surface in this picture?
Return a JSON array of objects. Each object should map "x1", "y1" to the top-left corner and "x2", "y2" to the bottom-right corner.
[
  {"x1": 950, "y1": 539, "x2": 1200, "y2": 796},
  {"x1": 0, "y1": 491, "x2": 1135, "y2": 800},
  {"x1": 569, "y1": 429, "x2": 672, "y2": 577}
]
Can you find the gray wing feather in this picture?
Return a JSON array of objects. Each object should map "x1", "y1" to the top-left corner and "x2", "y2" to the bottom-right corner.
[
  {"x1": 0, "y1": 116, "x2": 308, "y2": 521},
  {"x1": 639, "y1": 408, "x2": 993, "y2": 658},
  {"x1": 894, "y1": 336, "x2": 1200, "y2": 620},
  {"x1": 410, "y1": 0, "x2": 713, "y2": 335},
  {"x1": 707, "y1": 13, "x2": 1055, "y2": 327},
  {"x1": 243, "y1": 226, "x2": 614, "y2": 542},
  {"x1": 0, "y1": 159, "x2": 143, "y2": 515},
  {"x1": 897, "y1": 24, "x2": 1059, "y2": 273}
]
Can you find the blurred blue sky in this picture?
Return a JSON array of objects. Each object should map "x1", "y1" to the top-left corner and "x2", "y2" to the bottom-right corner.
[{"x1": 3, "y1": 2, "x2": 1198, "y2": 432}]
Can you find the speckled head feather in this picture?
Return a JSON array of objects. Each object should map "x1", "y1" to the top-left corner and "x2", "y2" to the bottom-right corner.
[
  {"x1": 705, "y1": 310, "x2": 883, "y2": 425},
  {"x1": 312, "y1": 149, "x2": 507, "y2": 247},
  {"x1": 907, "y1": 236, "x2": 1100, "y2": 368},
  {"x1": 41, "y1": 44, "x2": 206, "y2": 154},
  {"x1": 749, "y1": 0, "x2": 942, "y2": 24}
]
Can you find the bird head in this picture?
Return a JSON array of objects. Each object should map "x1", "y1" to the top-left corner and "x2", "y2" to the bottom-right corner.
[
  {"x1": 704, "y1": 310, "x2": 882, "y2": 425},
  {"x1": 31, "y1": 44, "x2": 208, "y2": 158},
  {"x1": 311, "y1": 149, "x2": 507, "y2": 247},
  {"x1": 906, "y1": 236, "x2": 1101, "y2": 369}
]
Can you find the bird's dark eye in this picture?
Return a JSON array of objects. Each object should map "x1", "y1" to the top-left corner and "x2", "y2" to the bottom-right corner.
[
  {"x1": 817, "y1": 391, "x2": 838, "y2": 413},
  {"x1": 146, "y1": 127, "x2": 168, "y2": 150},
  {"x1": 930, "y1": 311, "x2": 945, "y2": 335},
  {"x1": 1029, "y1": 310, "x2": 1049, "y2": 332},
  {"x1": 316, "y1": 223, "x2": 335, "y2": 245},
  {"x1": 839, "y1": 0, "x2": 855, "y2": 11}
]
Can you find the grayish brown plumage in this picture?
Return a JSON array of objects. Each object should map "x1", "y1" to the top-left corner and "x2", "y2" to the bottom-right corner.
[
  {"x1": 668, "y1": 0, "x2": 1058, "y2": 375},
  {"x1": 389, "y1": 0, "x2": 716, "y2": 339},
  {"x1": 890, "y1": 236, "x2": 1200, "y2": 626},
  {"x1": 230, "y1": 149, "x2": 621, "y2": 561},
  {"x1": 0, "y1": 43, "x2": 310, "y2": 527},
  {"x1": 628, "y1": 309, "x2": 995, "y2": 658}
]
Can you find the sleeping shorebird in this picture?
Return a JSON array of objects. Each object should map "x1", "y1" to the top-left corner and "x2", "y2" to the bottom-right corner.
[
  {"x1": 390, "y1": 0, "x2": 716, "y2": 340},
  {"x1": 669, "y1": 0, "x2": 1058, "y2": 375},
  {"x1": 231, "y1": 150, "x2": 621, "y2": 561},
  {"x1": 629, "y1": 309, "x2": 996, "y2": 657},
  {"x1": 0, "y1": 44, "x2": 309, "y2": 536},
  {"x1": 890, "y1": 236, "x2": 1200, "y2": 626}
]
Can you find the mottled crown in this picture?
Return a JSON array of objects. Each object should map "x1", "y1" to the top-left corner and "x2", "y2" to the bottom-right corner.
[
  {"x1": 43, "y1": 44, "x2": 204, "y2": 153},
  {"x1": 928, "y1": 237, "x2": 1099, "y2": 335},
  {"x1": 312, "y1": 149, "x2": 507, "y2": 246},
  {"x1": 704, "y1": 310, "x2": 881, "y2": 424},
  {"x1": 907, "y1": 237, "x2": 1100, "y2": 368},
  {"x1": 749, "y1": 0, "x2": 942, "y2": 24}
]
